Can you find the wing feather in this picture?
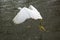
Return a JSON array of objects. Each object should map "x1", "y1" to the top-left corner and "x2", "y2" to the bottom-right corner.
[{"x1": 13, "y1": 7, "x2": 31, "y2": 24}]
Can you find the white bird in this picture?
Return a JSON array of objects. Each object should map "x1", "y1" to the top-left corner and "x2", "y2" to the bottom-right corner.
[{"x1": 13, "y1": 5, "x2": 43, "y2": 24}]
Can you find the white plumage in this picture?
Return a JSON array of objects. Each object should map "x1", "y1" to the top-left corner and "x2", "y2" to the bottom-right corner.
[{"x1": 13, "y1": 5, "x2": 43, "y2": 24}]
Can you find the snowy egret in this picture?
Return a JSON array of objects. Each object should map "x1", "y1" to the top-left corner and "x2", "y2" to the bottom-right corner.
[{"x1": 13, "y1": 5, "x2": 43, "y2": 24}]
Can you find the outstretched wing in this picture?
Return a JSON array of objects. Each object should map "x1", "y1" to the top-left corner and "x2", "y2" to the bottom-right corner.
[
  {"x1": 13, "y1": 7, "x2": 31, "y2": 24},
  {"x1": 29, "y1": 5, "x2": 43, "y2": 19}
]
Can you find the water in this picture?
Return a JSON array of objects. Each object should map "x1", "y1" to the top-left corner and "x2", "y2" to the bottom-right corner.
[{"x1": 0, "y1": 0, "x2": 60, "y2": 40}]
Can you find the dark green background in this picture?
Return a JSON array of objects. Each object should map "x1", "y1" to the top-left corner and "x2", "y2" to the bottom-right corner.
[{"x1": 0, "y1": 0, "x2": 60, "y2": 40}]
